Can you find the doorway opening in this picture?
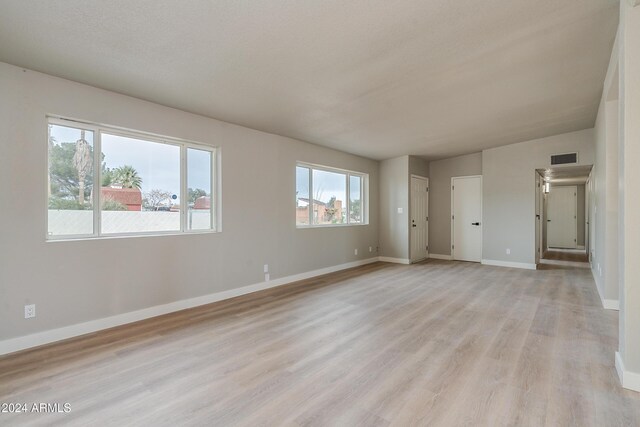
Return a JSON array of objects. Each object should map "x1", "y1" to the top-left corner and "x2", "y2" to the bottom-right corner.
[{"x1": 535, "y1": 165, "x2": 592, "y2": 268}]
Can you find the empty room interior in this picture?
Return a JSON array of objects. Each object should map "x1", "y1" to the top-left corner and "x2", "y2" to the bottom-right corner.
[{"x1": 1, "y1": 1, "x2": 640, "y2": 425}]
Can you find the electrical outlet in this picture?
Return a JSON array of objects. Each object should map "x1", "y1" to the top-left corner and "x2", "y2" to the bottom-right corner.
[
  {"x1": 264, "y1": 273, "x2": 270, "y2": 282},
  {"x1": 24, "y1": 304, "x2": 35, "y2": 319},
  {"x1": 506, "y1": 248, "x2": 511, "y2": 255},
  {"x1": 263, "y1": 264, "x2": 269, "y2": 273},
  {"x1": 397, "y1": 207, "x2": 403, "y2": 214},
  {"x1": 369, "y1": 246, "x2": 373, "y2": 252},
  {"x1": 354, "y1": 249, "x2": 358, "y2": 255}
]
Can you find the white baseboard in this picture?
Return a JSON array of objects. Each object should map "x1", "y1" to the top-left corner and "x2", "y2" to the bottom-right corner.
[
  {"x1": 429, "y1": 253, "x2": 453, "y2": 260},
  {"x1": 616, "y1": 351, "x2": 640, "y2": 392},
  {"x1": 603, "y1": 299, "x2": 620, "y2": 310},
  {"x1": 591, "y1": 269, "x2": 620, "y2": 311},
  {"x1": 577, "y1": 245, "x2": 585, "y2": 250},
  {"x1": 378, "y1": 257, "x2": 411, "y2": 264},
  {"x1": 0, "y1": 257, "x2": 379, "y2": 356},
  {"x1": 481, "y1": 259, "x2": 537, "y2": 270}
]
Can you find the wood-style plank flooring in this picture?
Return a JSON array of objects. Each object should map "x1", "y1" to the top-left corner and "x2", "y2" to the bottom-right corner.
[{"x1": 1, "y1": 260, "x2": 638, "y2": 426}]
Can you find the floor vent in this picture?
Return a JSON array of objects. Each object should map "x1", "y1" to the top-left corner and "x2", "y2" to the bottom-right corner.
[{"x1": 551, "y1": 152, "x2": 578, "y2": 165}]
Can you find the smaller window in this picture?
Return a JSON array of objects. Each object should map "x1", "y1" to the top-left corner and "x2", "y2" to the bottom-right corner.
[{"x1": 296, "y1": 163, "x2": 367, "y2": 227}]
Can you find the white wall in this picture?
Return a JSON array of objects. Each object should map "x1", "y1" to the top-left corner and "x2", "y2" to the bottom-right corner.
[
  {"x1": 379, "y1": 156, "x2": 409, "y2": 260},
  {"x1": 482, "y1": 129, "x2": 595, "y2": 266},
  {"x1": 590, "y1": 1, "x2": 640, "y2": 390},
  {"x1": 592, "y1": 74, "x2": 620, "y2": 306},
  {"x1": 378, "y1": 155, "x2": 428, "y2": 261},
  {"x1": 0, "y1": 62, "x2": 379, "y2": 344},
  {"x1": 618, "y1": 0, "x2": 640, "y2": 386},
  {"x1": 427, "y1": 153, "x2": 482, "y2": 256},
  {"x1": 408, "y1": 156, "x2": 429, "y2": 179}
]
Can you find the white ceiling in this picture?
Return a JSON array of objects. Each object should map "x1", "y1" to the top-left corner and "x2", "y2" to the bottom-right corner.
[{"x1": 0, "y1": 1, "x2": 618, "y2": 160}]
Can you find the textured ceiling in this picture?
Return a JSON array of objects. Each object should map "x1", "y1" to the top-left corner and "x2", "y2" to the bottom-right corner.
[{"x1": 0, "y1": 0, "x2": 619, "y2": 160}]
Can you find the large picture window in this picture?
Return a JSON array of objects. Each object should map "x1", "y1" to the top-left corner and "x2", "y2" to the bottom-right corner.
[
  {"x1": 47, "y1": 118, "x2": 218, "y2": 239},
  {"x1": 296, "y1": 163, "x2": 367, "y2": 227}
]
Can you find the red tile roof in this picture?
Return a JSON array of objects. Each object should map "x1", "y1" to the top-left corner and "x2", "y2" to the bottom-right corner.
[{"x1": 101, "y1": 187, "x2": 142, "y2": 206}]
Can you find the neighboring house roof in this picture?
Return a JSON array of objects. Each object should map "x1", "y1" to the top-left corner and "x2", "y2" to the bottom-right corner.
[
  {"x1": 101, "y1": 187, "x2": 142, "y2": 205},
  {"x1": 194, "y1": 196, "x2": 210, "y2": 209},
  {"x1": 297, "y1": 197, "x2": 326, "y2": 207}
]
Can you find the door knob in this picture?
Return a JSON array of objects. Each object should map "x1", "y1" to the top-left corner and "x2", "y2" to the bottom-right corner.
[
  {"x1": 412, "y1": 224, "x2": 417, "y2": 227},
  {"x1": 471, "y1": 222, "x2": 480, "y2": 226}
]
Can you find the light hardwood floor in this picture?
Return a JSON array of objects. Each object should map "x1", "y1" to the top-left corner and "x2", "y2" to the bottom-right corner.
[{"x1": 1, "y1": 260, "x2": 639, "y2": 426}]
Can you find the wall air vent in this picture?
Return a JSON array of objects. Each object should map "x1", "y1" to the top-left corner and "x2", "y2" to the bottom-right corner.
[{"x1": 550, "y1": 152, "x2": 578, "y2": 165}]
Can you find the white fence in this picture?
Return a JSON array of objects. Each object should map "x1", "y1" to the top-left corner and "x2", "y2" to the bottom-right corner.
[{"x1": 48, "y1": 210, "x2": 212, "y2": 236}]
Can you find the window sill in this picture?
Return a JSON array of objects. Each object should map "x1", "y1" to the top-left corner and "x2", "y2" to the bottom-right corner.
[
  {"x1": 46, "y1": 229, "x2": 220, "y2": 242},
  {"x1": 296, "y1": 223, "x2": 369, "y2": 229}
]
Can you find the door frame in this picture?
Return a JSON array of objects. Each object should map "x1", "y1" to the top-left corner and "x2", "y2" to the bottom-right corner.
[
  {"x1": 410, "y1": 174, "x2": 429, "y2": 263},
  {"x1": 536, "y1": 173, "x2": 545, "y2": 265},
  {"x1": 451, "y1": 175, "x2": 483, "y2": 261}
]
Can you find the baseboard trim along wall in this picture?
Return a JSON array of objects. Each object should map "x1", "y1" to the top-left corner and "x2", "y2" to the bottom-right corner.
[
  {"x1": 616, "y1": 351, "x2": 640, "y2": 392},
  {"x1": 0, "y1": 257, "x2": 379, "y2": 356},
  {"x1": 429, "y1": 253, "x2": 453, "y2": 260},
  {"x1": 378, "y1": 257, "x2": 411, "y2": 264},
  {"x1": 481, "y1": 259, "x2": 537, "y2": 270},
  {"x1": 603, "y1": 299, "x2": 620, "y2": 310},
  {"x1": 592, "y1": 269, "x2": 619, "y2": 311}
]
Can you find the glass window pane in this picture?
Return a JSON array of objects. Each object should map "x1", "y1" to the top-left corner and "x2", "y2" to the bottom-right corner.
[
  {"x1": 187, "y1": 148, "x2": 213, "y2": 231},
  {"x1": 100, "y1": 133, "x2": 180, "y2": 234},
  {"x1": 296, "y1": 166, "x2": 310, "y2": 225},
  {"x1": 312, "y1": 169, "x2": 346, "y2": 225},
  {"x1": 349, "y1": 175, "x2": 362, "y2": 223},
  {"x1": 48, "y1": 124, "x2": 95, "y2": 237}
]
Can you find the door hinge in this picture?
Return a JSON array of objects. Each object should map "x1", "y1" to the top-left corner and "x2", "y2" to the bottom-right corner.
[
  {"x1": 452, "y1": 244, "x2": 455, "y2": 250},
  {"x1": 426, "y1": 187, "x2": 429, "y2": 192},
  {"x1": 452, "y1": 215, "x2": 455, "y2": 220},
  {"x1": 426, "y1": 216, "x2": 429, "y2": 221},
  {"x1": 452, "y1": 185, "x2": 454, "y2": 190},
  {"x1": 426, "y1": 245, "x2": 429, "y2": 250}
]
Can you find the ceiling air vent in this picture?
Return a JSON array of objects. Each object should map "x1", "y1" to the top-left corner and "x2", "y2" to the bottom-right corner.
[{"x1": 551, "y1": 152, "x2": 578, "y2": 165}]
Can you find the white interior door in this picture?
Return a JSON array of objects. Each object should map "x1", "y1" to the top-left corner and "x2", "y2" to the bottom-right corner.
[
  {"x1": 536, "y1": 175, "x2": 544, "y2": 264},
  {"x1": 452, "y1": 176, "x2": 482, "y2": 262},
  {"x1": 410, "y1": 176, "x2": 429, "y2": 262},
  {"x1": 547, "y1": 185, "x2": 577, "y2": 249}
]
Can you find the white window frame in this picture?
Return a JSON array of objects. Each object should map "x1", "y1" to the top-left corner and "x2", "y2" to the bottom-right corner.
[
  {"x1": 46, "y1": 116, "x2": 220, "y2": 241},
  {"x1": 296, "y1": 162, "x2": 368, "y2": 228}
]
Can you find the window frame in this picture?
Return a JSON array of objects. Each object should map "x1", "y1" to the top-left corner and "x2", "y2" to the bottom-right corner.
[
  {"x1": 46, "y1": 116, "x2": 219, "y2": 241},
  {"x1": 295, "y1": 162, "x2": 368, "y2": 228}
]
